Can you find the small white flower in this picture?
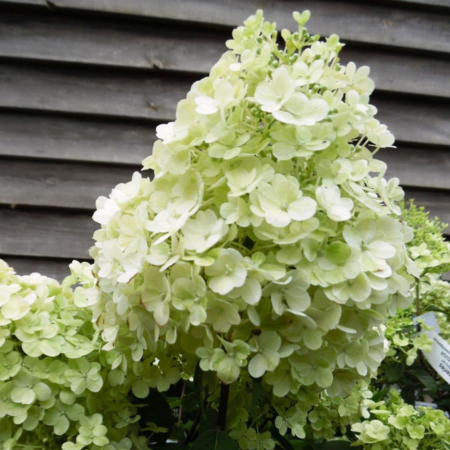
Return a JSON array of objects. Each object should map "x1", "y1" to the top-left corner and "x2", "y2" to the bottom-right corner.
[
  {"x1": 182, "y1": 210, "x2": 228, "y2": 253},
  {"x1": 92, "y1": 197, "x2": 120, "y2": 225},
  {"x1": 273, "y1": 92, "x2": 329, "y2": 126},
  {"x1": 205, "y1": 249, "x2": 247, "y2": 295},
  {"x1": 255, "y1": 67, "x2": 296, "y2": 113},
  {"x1": 316, "y1": 185, "x2": 354, "y2": 222},
  {"x1": 195, "y1": 80, "x2": 236, "y2": 115},
  {"x1": 110, "y1": 172, "x2": 142, "y2": 205},
  {"x1": 146, "y1": 209, "x2": 189, "y2": 245},
  {"x1": 344, "y1": 219, "x2": 396, "y2": 277},
  {"x1": 250, "y1": 174, "x2": 317, "y2": 227},
  {"x1": 292, "y1": 59, "x2": 324, "y2": 86}
]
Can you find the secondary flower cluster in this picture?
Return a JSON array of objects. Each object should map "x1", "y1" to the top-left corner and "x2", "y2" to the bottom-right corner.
[
  {"x1": 90, "y1": 9, "x2": 417, "y2": 414},
  {"x1": 373, "y1": 203, "x2": 450, "y2": 418},
  {"x1": 380, "y1": 204, "x2": 450, "y2": 368},
  {"x1": 0, "y1": 260, "x2": 153, "y2": 450},
  {"x1": 352, "y1": 389, "x2": 450, "y2": 449}
]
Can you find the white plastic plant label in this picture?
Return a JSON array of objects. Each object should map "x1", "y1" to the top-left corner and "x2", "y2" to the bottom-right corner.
[
  {"x1": 417, "y1": 312, "x2": 450, "y2": 384},
  {"x1": 418, "y1": 311, "x2": 441, "y2": 334}
]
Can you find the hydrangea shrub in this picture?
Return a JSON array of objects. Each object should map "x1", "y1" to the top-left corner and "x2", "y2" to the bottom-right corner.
[
  {"x1": 91, "y1": 9, "x2": 415, "y2": 405},
  {"x1": 3, "y1": 9, "x2": 449, "y2": 450}
]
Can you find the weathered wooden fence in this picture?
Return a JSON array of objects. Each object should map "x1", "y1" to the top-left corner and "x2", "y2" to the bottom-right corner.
[{"x1": 0, "y1": 0, "x2": 449, "y2": 280}]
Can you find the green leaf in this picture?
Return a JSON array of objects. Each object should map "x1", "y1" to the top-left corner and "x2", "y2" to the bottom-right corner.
[
  {"x1": 410, "y1": 369, "x2": 438, "y2": 393},
  {"x1": 372, "y1": 387, "x2": 389, "y2": 402},
  {"x1": 385, "y1": 362, "x2": 404, "y2": 383},
  {"x1": 169, "y1": 424, "x2": 186, "y2": 443},
  {"x1": 135, "y1": 389, "x2": 174, "y2": 445},
  {"x1": 193, "y1": 362, "x2": 204, "y2": 414},
  {"x1": 182, "y1": 392, "x2": 198, "y2": 412},
  {"x1": 270, "y1": 424, "x2": 295, "y2": 450},
  {"x1": 169, "y1": 398, "x2": 182, "y2": 409},
  {"x1": 289, "y1": 439, "x2": 314, "y2": 449},
  {"x1": 250, "y1": 379, "x2": 265, "y2": 417},
  {"x1": 424, "y1": 262, "x2": 450, "y2": 275},
  {"x1": 423, "y1": 304, "x2": 449, "y2": 315},
  {"x1": 198, "y1": 408, "x2": 218, "y2": 435},
  {"x1": 190, "y1": 430, "x2": 239, "y2": 450},
  {"x1": 359, "y1": 308, "x2": 384, "y2": 321}
]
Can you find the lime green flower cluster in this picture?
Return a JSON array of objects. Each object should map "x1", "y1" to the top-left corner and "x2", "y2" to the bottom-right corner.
[
  {"x1": 352, "y1": 389, "x2": 450, "y2": 449},
  {"x1": 374, "y1": 203, "x2": 450, "y2": 415},
  {"x1": 0, "y1": 260, "x2": 148, "y2": 450},
  {"x1": 405, "y1": 203, "x2": 450, "y2": 276},
  {"x1": 383, "y1": 308, "x2": 433, "y2": 368},
  {"x1": 89, "y1": 13, "x2": 417, "y2": 433},
  {"x1": 379, "y1": 203, "x2": 450, "y2": 370},
  {"x1": 405, "y1": 203, "x2": 450, "y2": 340}
]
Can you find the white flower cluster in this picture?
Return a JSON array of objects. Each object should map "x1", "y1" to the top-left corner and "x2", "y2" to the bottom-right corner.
[
  {"x1": 90, "y1": 10, "x2": 417, "y2": 401},
  {"x1": 0, "y1": 260, "x2": 172, "y2": 450}
]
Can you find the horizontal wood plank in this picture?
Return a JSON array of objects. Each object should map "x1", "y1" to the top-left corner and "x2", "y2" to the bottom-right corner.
[
  {"x1": 0, "y1": 62, "x2": 448, "y2": 147},
  {"x1": 405, "y1": 189, "x2": 450, "y2": 227},
  {"x1": 382, "y1": 146, "x2": 450, "y2": 190},
  {"x1": 0, "y1": 158, "x2": 143, "y2": 209},
  {"x1": 0, "y1": 208, "x2": 96, "y2": 259},
  {"x1": 375, "y1": 97, "x2": 450, "y2": 147},
  {"x1": 0, "y1": 12, "x2": 226, "y2": 74},
  {"x1": 0, "y1": 62, "x2": 194, "y2": 121},
  {"x1": 1, "y1": 0, "x2": 450, "y2": 54},
  {"x1": 386, "y1": 0, "x2": 450, "y2": 8},
  {"x1": 2, "y1": 256, "x2": 76, "y2": 281},
  {"x1": 0, "y1": 13, "x2": 449, "y2": 100},
  {"x1": 0, "y1": 112, "x2": 154, "y2": 165}
]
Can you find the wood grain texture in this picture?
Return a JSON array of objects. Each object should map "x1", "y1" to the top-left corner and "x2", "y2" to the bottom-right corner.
[
  {"x1": 0, "y1": 62, "x2": 194, "y2": 121},
  {"x1": 12, "y1": 0, "x2": 447, "y2": 8},
  {"x1": 0, "y1": 158, "x2": 143, "y2": 209},
  {"x1": 0, "y1": 12, "x2": 226, "y2": 74},
  {"x1": 382, "y1": 146, "x2": 450, "y2": 190},
  {"x1": 0, "y1": 112, "x2": 154, "y2": 165},
  {"x1": 386, "y1": 0, "x2": 450, "y2": 8},
  {"x1": 375, "y1": 97, "x2": 450, "y2": 147},
  {"x1": 405, "y1": 189, "x2": 450, "y2": 228},
  {"x1": 1, "y1": 0, "x2": 449, "y2": 54},
  {"x1": 2, "y1": 256, "x2": 76, "y2": 280},
  {"x1": 0, "y1": 208, "x2": 97, "y2": 259},
  {"x1": 0, "y1": 13, "x2": 449, "y2": 99}
]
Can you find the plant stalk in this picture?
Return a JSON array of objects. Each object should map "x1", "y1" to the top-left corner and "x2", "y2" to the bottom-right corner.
[{"x1": 217, "y1": 383, "x2": 230, "y2": 431}]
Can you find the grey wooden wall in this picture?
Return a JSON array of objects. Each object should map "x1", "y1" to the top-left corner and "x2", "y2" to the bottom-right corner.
[{"x1": 0, "y1": 0, "x2": 449, "y2": 281}]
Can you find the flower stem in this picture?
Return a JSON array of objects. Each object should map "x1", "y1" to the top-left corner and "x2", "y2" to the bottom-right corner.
[
  {"x1": 217, "y1": 382, "x2": 230, "y2": 431},
  {"x1": 416, "y1": 282, "x2": 421, "y2": 333}
]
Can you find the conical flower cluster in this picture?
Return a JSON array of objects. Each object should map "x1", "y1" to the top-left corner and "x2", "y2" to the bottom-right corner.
[{"x1": 90, "y1": 11, "x2": 417, "y2": 401}]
